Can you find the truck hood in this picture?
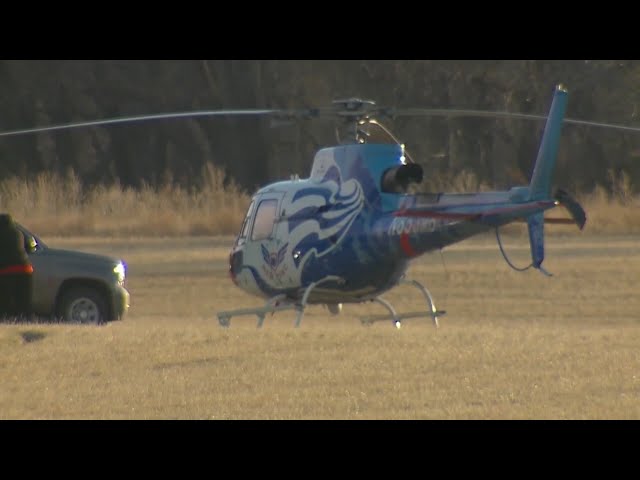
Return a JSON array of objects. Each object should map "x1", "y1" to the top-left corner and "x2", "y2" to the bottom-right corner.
[{"x1": 39, "y1": 247, "x2": 122, "y2": 265}]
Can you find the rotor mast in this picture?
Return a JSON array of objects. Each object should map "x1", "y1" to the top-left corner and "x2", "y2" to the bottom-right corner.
[{"x1": 331, "y1": 98, "x2": 381, "y2": 144}]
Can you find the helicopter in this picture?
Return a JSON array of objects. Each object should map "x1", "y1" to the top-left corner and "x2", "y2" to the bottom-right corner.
[
  {"x1": 0, "y1": 83, "x2": 636, "y2": 329},
  {"x1": 218, "y1": 84, "x2": 584, "y2": 328}
]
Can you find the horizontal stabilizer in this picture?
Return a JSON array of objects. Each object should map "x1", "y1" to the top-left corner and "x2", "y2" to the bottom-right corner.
[{"x1": 554, "y1": 189, "x2": 586, "y2": 230}]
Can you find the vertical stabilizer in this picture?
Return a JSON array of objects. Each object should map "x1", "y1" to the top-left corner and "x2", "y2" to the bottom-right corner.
[
  {"x1": 526, "y1": 85, "x2": 569, "y2": 276},
  {"x1": 528, "y1": 84, "x2": 568, "y2": 201}
]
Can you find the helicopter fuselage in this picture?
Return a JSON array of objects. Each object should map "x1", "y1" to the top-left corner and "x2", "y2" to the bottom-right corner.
[{"x1": 228, "y1": 143, "x2": 558, "y2": 305}]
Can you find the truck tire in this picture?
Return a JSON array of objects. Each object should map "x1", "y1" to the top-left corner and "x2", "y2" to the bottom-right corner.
[{"x1": 57, "y1": 286, "x2": 109, "y2": 325}]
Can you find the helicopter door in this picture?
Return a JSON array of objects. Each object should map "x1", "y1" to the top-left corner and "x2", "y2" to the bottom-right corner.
[{"x1": 241, "y1": 193, "x2": 290, "y2": 290}]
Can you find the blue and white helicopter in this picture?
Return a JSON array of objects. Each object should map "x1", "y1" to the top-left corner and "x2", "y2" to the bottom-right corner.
[
  {"x1": 2, "y1": 83, "x2": 635, "y2": 328},
  {"x1": 219, "y1": 84, "x2": 586, "y2": 328}
]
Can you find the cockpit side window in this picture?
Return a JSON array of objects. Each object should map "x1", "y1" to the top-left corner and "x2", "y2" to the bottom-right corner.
[{"x1": 251, "y1": 199, "x2": 278, "y2": 241}]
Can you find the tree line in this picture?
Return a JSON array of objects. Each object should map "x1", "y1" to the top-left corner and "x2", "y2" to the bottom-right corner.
[{"x1": 1, "y1": 60, "x2": 638, "y2": 195}]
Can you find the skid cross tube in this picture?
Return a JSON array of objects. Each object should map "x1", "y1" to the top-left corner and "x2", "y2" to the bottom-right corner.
[
  {"x1": 399, "y1": 278, "x2": 444, "y2": 327},
  {"x1": 360, "y1": 278, "x2": 445, "y2": 328},
  {"x1": 294, "y1": 275, "x2": 344, "y2": 327}
]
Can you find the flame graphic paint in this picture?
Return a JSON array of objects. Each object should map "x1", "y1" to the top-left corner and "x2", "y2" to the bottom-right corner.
[
  {"x1": 236, "y1": 155, "x2": 367, "y2": 298},
  {"x1": 286, "y1": 162, "x2": 364, "y2": 269}
]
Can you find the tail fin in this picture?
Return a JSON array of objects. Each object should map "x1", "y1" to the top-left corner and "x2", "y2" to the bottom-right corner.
[
  {"x1": 526, "y1": 85, "x2": 569, "y2": 276},
  {"x1": 527, "y1": 212, "x2": 552, "y2": 276},
  {"x1": 528, "y1": 84, "x2": 568, "y2": 201},
  {"x1": 526, "y1": 188, "x2": 586, "y2": 276}
]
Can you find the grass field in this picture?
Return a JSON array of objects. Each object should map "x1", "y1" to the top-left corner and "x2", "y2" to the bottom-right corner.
[
  {"x1": 1, "y1": 233, "x2": 639, "y2": 419},
  {"x1": 2, "y1": 167, "x2": 639, "y2": 237}
]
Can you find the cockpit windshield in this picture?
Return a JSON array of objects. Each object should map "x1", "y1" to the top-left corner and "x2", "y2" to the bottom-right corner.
[{"x1": 237, "y1": 201, "x2": 255, "y2": 243}]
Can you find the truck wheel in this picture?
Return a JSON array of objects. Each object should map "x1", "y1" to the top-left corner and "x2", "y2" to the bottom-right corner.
[{"x1": 57, "y1": 286, "x2": 109, "y2": 325}]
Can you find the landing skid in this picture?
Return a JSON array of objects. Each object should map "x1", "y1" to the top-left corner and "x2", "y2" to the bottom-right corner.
[
  {"x1": 216, "y1": 275, "x2": 344, "y2": 328},
  {"x1": 360, "y1": 278, "x2": 445, "y2": 328}
]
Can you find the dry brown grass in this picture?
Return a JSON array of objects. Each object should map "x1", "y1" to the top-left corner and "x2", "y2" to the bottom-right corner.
[
  {"x1": 578, "y1": 171, "x2": 640, "y2": 234},
  {"x1": 1, "y1": 234, "x2": 639, "y2": 419},
  {"x1": 0, "y1": 163, "x2": 251, "y2": 237},
  {"x1": 0, "y1": 167, "x2": 638, "y2": 237}
]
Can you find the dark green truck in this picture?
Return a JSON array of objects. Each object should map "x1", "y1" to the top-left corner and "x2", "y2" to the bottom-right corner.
[{"x1": 17, "y1": 223, "x2": 130, "y2": 324}]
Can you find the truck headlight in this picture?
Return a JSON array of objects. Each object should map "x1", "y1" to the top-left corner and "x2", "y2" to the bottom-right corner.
[{"x1": 113, "y1": 262, "x2": 126, "y2": 284}]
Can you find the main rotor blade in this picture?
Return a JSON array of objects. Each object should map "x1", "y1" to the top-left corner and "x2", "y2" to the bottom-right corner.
[
  {"x1": 3, "y1": 105, "x2": 640, "y2": 138},
  {"x1": 392, "y1": 108, "x2": 640, "y2": 133},
  {"x1": 0, "y1": 109, "x2": 289, "y2": 137}
]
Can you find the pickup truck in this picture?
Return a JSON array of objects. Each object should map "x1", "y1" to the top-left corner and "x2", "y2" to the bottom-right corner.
[{"x1": 16, "y1": 223, "x2": 130, "y2": 324}]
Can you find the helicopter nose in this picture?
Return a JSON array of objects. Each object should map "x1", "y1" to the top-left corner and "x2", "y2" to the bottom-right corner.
[{"x1": 229, "y1": 249, "x2": 243, "y2": 285}]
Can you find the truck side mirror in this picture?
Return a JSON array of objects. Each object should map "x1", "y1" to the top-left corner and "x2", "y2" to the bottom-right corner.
[{"x1": 24, "y1": 235, "x2": 37, "y2": 254}]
